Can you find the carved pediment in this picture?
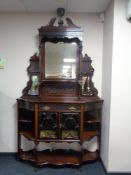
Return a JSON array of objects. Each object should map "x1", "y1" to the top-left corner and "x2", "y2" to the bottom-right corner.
[{"x1": 38, "y1": 17, "x2": 83, "y2": 39}]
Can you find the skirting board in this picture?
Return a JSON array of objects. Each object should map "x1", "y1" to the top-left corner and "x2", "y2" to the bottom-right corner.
[
  {"x1": 100, "y1": 158, "x2": 131, "y2": 175},
  {"x1": 0, "y1": 152, "x2": 16, "y2": 155},
  {"x1": 108, "y1": 173, "x2": 131, "y2": 175}
]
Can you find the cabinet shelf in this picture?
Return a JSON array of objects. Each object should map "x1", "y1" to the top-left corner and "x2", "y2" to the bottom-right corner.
[
  {"x1": 36, "y1": 150, "x2": 80, "y2": 165},
  {"x1": 38, "y1": 139, "x2": 80, "y2": 142},
  {"x1": 19, "y1": 119, "x2": 33, "y2": 123},
  {"x1": 19, "y1": 149, "x2": 35, "y2": 162},
  {"x1": 85, "y1": 117, "x2": 100, "y2": 123},
  {"x1": 19, "y1": 131, "x2": 80, "y2": 143},
  {"x1": 83, "y1": 131, "x2": 98, "y2": 140},
  {"x1": 19, "y1": 131, "x2": 35, "y2": 140},
  {"x1": 82, "y1": 151, "x2": 98, "y2": 162},
  {"x1": 19, "y1": 149, "x2": 98, "y2": 166},
  {"x1": 84, "y1": 114, "x2": 100, "y2": 132}
]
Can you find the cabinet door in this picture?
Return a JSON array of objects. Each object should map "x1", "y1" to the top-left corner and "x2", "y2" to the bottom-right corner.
[
  {"x1": 39, "y1": 112, "x2": 58, "y2": 139},
  {"x1": 60, "y1": 113, "x2": 80, "y2": 140}
]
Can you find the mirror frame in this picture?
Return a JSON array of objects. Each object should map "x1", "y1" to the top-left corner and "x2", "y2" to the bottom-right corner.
[
  {"x1": 38, "y1": 17, "x2": 83, "y2": 82},
  {"x1": 40, "y1": 37, "x2": 82, "y2": 81}
]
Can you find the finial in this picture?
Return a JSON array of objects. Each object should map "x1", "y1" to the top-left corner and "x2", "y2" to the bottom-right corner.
[{"x1": 57, "y1": 8, "x2": 65, "y2": 17}]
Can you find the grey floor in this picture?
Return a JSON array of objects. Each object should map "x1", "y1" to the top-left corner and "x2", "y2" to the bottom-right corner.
[{"x1": 0, "y1": 154, "x2": 106, "y2": 175}]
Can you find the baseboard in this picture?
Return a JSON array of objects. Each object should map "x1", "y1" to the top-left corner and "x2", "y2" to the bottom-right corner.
[
  {"x1": 0, "y1": 152, "x2": 16, "y2": 155},
  {"x1": 99, "y1": 158, "x2": 131, "y2": 175},
  {"x1": 108, "y1": 173, "x2": 131, "y2": 175}
]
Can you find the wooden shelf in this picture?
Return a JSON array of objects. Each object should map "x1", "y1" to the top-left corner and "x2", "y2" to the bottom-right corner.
[
  {"x1": 85, "y1": 118, "x2": 100, "y2": 123},
  {"x1": 82, "y1": 131, "x2": 98, "y2": 140},
  {"x1": 82, "y1": 151, "x2": 98, "y2": 162},
  {"x1": 37, "y1": 150, "x2": 80, "y2": 165},
  {"x1": 19, "y1": 131, "x2": 35, "y2": 140},
  {"x1": 18, "y1": 149, "x2": 99, "y2": 166},
  {"x1": 19, "y1": 119, "x2": 33, "y2": 122},
  {"x1": 19, "y1": 149, "x2": 35, "y2": 162},
  {"x1": 38, "y1": 138, "x2": 80, "y2": 142}
]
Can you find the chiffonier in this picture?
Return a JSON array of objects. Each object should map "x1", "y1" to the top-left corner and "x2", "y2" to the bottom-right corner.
[{"x1": 17, "y1": 14, "x2": 103, "y2": 166}]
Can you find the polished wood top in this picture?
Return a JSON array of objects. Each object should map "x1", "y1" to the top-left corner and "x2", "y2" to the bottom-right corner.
[{"x1": 17, "y1": 96, "x2": 103, "y2": 104}]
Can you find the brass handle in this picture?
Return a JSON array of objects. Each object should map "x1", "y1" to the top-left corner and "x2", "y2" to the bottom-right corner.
[
  {"x1": 68, "y1": 106, "x2": 76, "y2": 111},
  {"x1": 43, "y1": 105, "x2": 50, "y2": 111}
]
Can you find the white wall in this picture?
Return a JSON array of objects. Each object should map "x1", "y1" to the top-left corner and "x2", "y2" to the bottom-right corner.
[
  {"x1": 0, "y1": 12, "x2": 103, "y2": 152},
  {"x1": 101, "y1": 0, "x2": 114, "y2": 169},
  {"x1": 108, "y1": 0, "x2": 131, "y2": 172},
  {"x1": 102, "y1": 0, "x2": 131, "y2": 172}
]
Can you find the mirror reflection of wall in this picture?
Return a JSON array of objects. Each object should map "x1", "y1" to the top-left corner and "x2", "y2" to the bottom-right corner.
[{"x1": 45, "y1": 42, "x2": 77, "y2": 79}]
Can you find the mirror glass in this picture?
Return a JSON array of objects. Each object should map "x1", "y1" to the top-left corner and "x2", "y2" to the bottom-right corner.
[
  {"x1": 28, "y1": 75, "x2": 39, "y2": 95},
  {"x1": 45, "y1": 42, "x2": 77, "y2": 79}
]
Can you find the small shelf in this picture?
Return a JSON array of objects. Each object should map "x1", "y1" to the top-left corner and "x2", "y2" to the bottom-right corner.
[
  {"x1": 85, "y1": 116, "x2": 100, "y2": 123},
  {"x1": 41, "y1": 79, "x2": 77, "y2": 83},
  {"x1": 19, "y1": 119, "x2": 33, "y2": 123},
  {"x1": 18, "y1": 149, "x2": 99, "y2": 166},
  {"x1": 38, "y1": 138, "x2": 80, "y2": 142},
  {"x1": 82, "y1": 150, "x2": 98, "y2": 162},
  {"x1": 36, "y1": 150, "x2": 81, "y2": 165},
  {"x1": 18, "y1": 149, "x2": 35, "y2": 162},
  {"x1": 83, "y1": 131, "x2": 98, "y2": 140},
  {"x1": 19, "y1": 131, "x2": 35, "y2": 140},
  {"x1": 84, "y1": 115, "x2": 100, "y2": 132}
]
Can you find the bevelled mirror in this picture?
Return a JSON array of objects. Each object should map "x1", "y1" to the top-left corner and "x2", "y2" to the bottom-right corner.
[{"x1": 45, "y1": 42, "x2": 78, "y2": 79}]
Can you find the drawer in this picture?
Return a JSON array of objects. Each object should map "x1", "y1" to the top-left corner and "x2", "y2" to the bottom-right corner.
[{"x1": 39, "y1": 104, "x2": 81, "y2": 112}]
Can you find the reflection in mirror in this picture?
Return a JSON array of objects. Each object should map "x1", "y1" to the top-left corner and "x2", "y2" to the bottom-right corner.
[
  {"x1": 81, "y1": 76, "x2": 87, "y2": 94},
  {"x1": 45, "y1": 42, "x2": 77, "y2": 79},
  {"x1": 82, "y1": 75, "x2": 91, "y2": 95},
  {"x1": 28, "y1": 75, "x2": 39, "y2": 95}
]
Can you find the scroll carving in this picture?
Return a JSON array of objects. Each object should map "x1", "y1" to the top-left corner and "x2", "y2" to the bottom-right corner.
[{"x1": 22, "y1": 53, "x2": 39, "y2": 96}]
